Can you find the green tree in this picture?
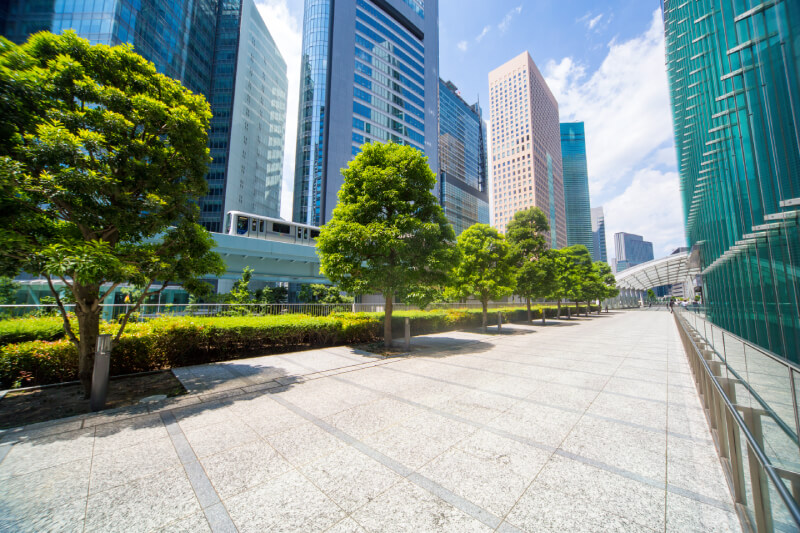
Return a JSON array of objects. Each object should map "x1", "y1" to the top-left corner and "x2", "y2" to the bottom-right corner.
[
  {"x1": 297, "y1": 284, "x2": 352, "y2": 304},
  {"x1": 316, "y1": 142, "x2": 457, "y2": 347},
  {"x1": 256, "y1": 285, "x2": 288, "y2": 304},
  {"x1": 505, "y1": 207, "x2": 550, "y2": 322},
  {"x1": 0, "y1": 32, "x2": 224, "y2": 394},
  {"x1": 550, "y1": 245, "x2": 593, "y2": 319},
  {"x1": 0, "y1": 276, "x2": 19, "y2": 305},
  {"x1": 227, "y1": 267, "x2": 254, "y2": 304},
  {"x1": 449, "y1": 224, "x2": 516, "y2": 331},
  {"x1": 517, "y1": 251, "x2": 560, "y2": 324},
  {"x1": 646, "y1": 288, "x2": 656, "y2": 302}
]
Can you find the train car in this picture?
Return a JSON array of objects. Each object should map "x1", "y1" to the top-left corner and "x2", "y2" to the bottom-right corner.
[{"x1": 223, "y1": 211, "x2": 320, "y2": 245}]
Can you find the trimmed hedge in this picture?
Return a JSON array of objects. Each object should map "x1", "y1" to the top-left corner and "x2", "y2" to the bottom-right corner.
[
  {"x1": 0, "y1": 317, "x2": 67, "y2": 345},
  {"x1": 0, "y1": 304, "x2": 599, "y2": 388}
]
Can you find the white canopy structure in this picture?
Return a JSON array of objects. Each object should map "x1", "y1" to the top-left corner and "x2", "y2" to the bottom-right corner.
[{"x1": 615, "y1": 252, "x2": 694, "y2": 291}]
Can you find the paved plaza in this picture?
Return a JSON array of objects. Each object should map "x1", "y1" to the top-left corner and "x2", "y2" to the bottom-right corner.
[{"x1": 0, "y1": 311, "x2": 742, "y2": 532}]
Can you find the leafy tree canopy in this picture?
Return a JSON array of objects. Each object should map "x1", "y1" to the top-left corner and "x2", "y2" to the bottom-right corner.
[
  {"x1": 449, "y1": 224, "x2": 516, "y2": 328},
  {"x1": 316, "y1": 142, "x2": 457, "y2": 346},
  {"x1": 298, "y1": 284, "x2": 352, "y2": 304},
  {"x1": 0, "y1": 32, "x2": 224, "y2": 393}
]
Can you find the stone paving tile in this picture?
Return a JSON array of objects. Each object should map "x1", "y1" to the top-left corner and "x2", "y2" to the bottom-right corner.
[
  {"x1": 200, "y1": 438, "x2": 293, "y2": 499},
  {"x1": 224, "y1": 468, "x2": 345, "y2": 532},
  {"x1": 0, "y1": 428, "x2": 95, "y2": 479},
  {"x1": 350, "y1": 478, "x2": 492, "y2": 533},
  {"x1": 666, "y1": 492, "x2": 740, "y2": 532},
  {"x1": 300, "y1": 445, "x2": 404, "y2": 512},
  {"x1": 84, "y1": 466, "x2": 201, "y2": 532},
  {"x1": 0, "y1": 311, "x2": 744, "y2": 533},
  {"x1": 157, "y1": 511, "x2": 212, "y2": 533},
  {"x1": 89, "y1": 436, "x2": 182, "y2": 494},
  {"x1": 182, "y1": 418, "x2": 260, "y2": 458}
]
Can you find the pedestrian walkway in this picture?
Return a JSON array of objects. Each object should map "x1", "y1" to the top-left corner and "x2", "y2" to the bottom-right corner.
[{"x1": 0, "y1": 311, "x2": 741, "y2": 532}]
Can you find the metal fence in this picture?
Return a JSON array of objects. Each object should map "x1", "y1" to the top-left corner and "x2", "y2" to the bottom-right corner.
[
  {"x1": 0, "y1": 301, "x2": 536, "y2": 321},
  {"x1": 674, "y1": 307, "x2": 800, "y2": 532}
]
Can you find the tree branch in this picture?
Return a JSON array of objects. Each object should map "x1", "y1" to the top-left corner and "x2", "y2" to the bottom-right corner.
[
  {"x1": 113, "y1": 280, "x2": 153, "y2": 343},
  {"x1": 98, "y1": 282, "x2": 121, "y2": 303},
  {"x1": 46, "y1": 275, "x2": 79, "y2": 347}
]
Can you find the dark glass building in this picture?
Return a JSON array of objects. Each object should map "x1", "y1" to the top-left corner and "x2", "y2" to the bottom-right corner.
[
  {"x1": 664, "y1": 0, "x2": 800, "y2": 359},
  {"x1": 438, "y1": 79, "x2": 489, "y2": 235},
  {"x1": 560, "y1": 122, "x2": 593, "y2": 255},
  {"x1": 0, "y1": 0, "x2": 287, "y2": 233},
  {"x1": 293, "y1": 0, "x2": 439, "y2": 226},
  {"x1": 614, "y1": 232, "x2": 654, "y2": 273},
  {"x1": 591, "y1": 206, "x2": 607, "y2": 263}
]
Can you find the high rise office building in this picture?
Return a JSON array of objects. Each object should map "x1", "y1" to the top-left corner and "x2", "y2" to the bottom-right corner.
[
  {"x1": 560, "y1": 122, "x2": 593, "y2": 254},
  {"x1": 664, "y1": 0, "x2": 800, "y2": 359},
  {"x1": 438, "y1": 79, "x2": 489, "y2": 235},
  {"x1": 613, "y1": 232, "x2": 654, "y2": 272},
  {"x1": 591, "y1": 206, "x2": 607, "y2": 263},
  {"x1": 488, "y1": 52, "x2": 566, "y2": 247},
  {"x1": 293, "y1": 0, "x2": 439, "y2": 226},
  {"x1": 203, "y1": 0, "x2": 287, "y2": 231},
  {"x1": 0, "y1": 0, "x2": 287, "y2": 233}
]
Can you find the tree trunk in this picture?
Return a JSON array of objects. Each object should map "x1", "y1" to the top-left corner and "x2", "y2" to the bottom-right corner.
[
  {"x1": 585, "y1": 302, "x2": 589, "y2": 317},
  {"x1": 481, "y1": 298, "x2": 488, "y2": 333},
  {"x1": 384, "y1": 294, "x2": 393, "y2": 348},
  {"x1": 75, "y1": 300, "x2": 102, "y2": 398},
  {"x1": 526, "y1": 298, "x2": 531, "y2": 323},
  {"x1": 557, "y1": 300, "x2": 561, "y2": 318},
  {"x1": 541, "y1": 305, "x2": 546, "y2": 325},
  {"x1": 567, "y1": 305, "x2": 571, "y2": 320}
]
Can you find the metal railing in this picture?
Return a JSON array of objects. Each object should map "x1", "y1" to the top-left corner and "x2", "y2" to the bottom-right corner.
[
  {"x1": 674, "y1": 308, "x2": 800, "y2": 532},
  {"x1": 0, "y1": 301, "x2": 536, "y2": 320}
]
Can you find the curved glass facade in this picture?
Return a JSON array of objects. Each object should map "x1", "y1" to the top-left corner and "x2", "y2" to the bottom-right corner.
[
  {"x1": 293, "y1": 0, "x2": 331, "y2": 226},
  {"x1": 560, "y1": 122, "x2": 594, "y2": 255},
  {"x1": 664, "y1": 0, "x2": 800, "y2": 360}
]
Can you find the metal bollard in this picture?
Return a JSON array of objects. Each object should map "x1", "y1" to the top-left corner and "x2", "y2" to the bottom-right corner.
[
  {"x1": 497, "y1": 312, "x2": 502, "y2": 331},
  {"x1": 404, "y1": 317, "x2": 410, "y2": 351},
  {"x1": 90, "y1": 334, "x2": 112, "y2": 412}
]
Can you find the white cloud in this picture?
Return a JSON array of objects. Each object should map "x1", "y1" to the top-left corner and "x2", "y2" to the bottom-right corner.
[
  {"x1": 543, "y1": 8, "x2": 682, "y2": 256},
  {"x1": 498, "y1": 5, "x2": 522, "y2": 33},
  {"x1": 457, "y1": 40, "x2": 468, "y2": 52},
  {"x1": 476, "y1": 25, "x2": 491, "y2": 42},
  {"x1": 255, "y1": 0, "x2": 302, "y2": 220},
  {"x1": 587, "y1": 14, "x2": 603, "y2": 30},
  {"x1": 604, "y1": 168, "x2": 686, "y2": 257}
]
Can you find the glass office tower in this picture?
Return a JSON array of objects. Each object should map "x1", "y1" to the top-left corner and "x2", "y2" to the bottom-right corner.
[
  {"x1": 613, "y1": 232, "x2": 654, "y2": 273},
  {"x1": 438, "y1": 79, "x2": 489, "y2": 236},
  {"x1": 202, "y1": 0, "x2": 287, "y2": 231},
  {"x1": 560, "y1": 122, "x2": 593, "y2": 255},
  {"x1": 664, "y1": 0, "x2": 800, "y2": 359},
  {"x1": 591, "y1": 206, "x2": 608, "y2": 263},
  {"x1": 0, "y1": 0, "x2": 287, "y2": 234},
  {"x1": 488, "y1": 52, "x2": 567, "y2": 247},
  {"x1": 293, "y1": 0, "x2": 440, "y2": 226}
]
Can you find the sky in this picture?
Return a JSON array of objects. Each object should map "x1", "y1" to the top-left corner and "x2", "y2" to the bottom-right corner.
[{"x1": 255, "y1": 0, "x2": 686, "y2": 260}]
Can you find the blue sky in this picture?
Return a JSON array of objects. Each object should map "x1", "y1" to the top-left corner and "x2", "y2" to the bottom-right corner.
[{"x1": 256, "y1": 0, "x2": 685, "y2": 259}]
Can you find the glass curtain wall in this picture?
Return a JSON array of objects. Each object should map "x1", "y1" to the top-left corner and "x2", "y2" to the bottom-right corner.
[
  {"x1": 664, "y1": 0, "x2": 800, "y2": 360},
  {"x1": 293, "y1": 0, "x2": 331, "y2": 226},
  {"x1": 560, "y1": 122, "x2": 594, "y2": 255}
]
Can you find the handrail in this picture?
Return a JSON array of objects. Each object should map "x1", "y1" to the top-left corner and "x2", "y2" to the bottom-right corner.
[
  {"x1": 676, "y1": 306, "x2": 800, "y2": 374},
  {"x1": 675, "y1": 312, "x2": 800, "y2": 529}
]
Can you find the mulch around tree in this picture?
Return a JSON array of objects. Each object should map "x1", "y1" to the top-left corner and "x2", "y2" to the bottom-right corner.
[{"x1": 0, "y1": 371, "x2": 186, "y2": 429}]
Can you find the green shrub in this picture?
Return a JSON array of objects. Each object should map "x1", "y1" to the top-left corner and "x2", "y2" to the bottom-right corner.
[
  {"x1": 0, "y1": 305, "x2": 599, "y2": 388},
  {"x1": 0, "y1": 317, "x2": 67, "y2": 345}
]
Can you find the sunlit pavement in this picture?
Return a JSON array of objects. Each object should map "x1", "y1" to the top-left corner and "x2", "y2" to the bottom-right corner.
[{"x1": 0, "y1": 310, "x2": 741, "y2": 532}]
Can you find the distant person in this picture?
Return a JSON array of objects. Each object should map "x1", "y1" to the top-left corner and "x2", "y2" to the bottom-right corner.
[{"x1": 668, "y1": 299, "x2": 674, "y2": 313}]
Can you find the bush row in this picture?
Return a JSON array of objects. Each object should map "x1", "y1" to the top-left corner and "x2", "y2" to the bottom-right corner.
[{"x1": 0, "y1": 305, "x2": 599, "y2": 388}]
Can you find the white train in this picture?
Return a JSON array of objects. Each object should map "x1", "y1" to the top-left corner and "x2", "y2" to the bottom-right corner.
[{"x1": 223, "y1": 211, "x2": 320, "y2": 245}]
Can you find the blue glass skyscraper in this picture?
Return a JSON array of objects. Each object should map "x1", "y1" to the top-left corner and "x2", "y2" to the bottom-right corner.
[
  {"x1": 293, "y1": 0, "x2": 439, "y2": 226},
  {"x1": 0, "y1": 0, "x2": 287, "y2": 234},
  {"x1": 560, "y1": 122, "x2": 594, "y2": 255},
  {"x1": 438, "y1": 79, "x2": 489, "y2": 235},
  {"x1": 614, "y1": 232, "x2": 654, "y2": 272},
  {"x1": 591, "y1": 206, "x2": 607, "y2": 263}
]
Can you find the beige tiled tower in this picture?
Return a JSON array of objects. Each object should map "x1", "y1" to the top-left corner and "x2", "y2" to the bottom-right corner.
[{"x1": 488, "y1": 52, "x2": 567, "y2": 247}]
